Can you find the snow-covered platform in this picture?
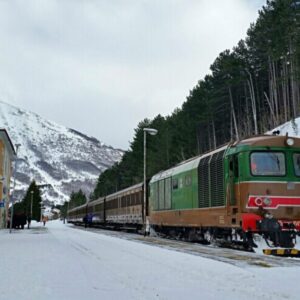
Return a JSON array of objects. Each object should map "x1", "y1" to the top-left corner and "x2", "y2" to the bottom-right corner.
[{"x1": 0, "y1": 220, "x2": 299, "y2": 300}]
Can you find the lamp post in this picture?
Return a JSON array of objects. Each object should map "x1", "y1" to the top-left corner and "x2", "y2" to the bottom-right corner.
[
  {"x1": 10, "y1": 143, "x2": 21, "y2": 234},
  {"x1": 143, "y1": 128, "x2": 158, "y2": 235}
]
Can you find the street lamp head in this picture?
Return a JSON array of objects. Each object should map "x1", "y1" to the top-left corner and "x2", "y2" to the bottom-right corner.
[
  {"x1": 143, "y1": 128, "x2": 158, "y2": 136},
  {"x1": 30, "y1": 191, "x2": 34, "y2": 194}
]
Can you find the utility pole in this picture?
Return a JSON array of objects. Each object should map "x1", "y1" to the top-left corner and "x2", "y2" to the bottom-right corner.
[{"x1": 143, "y1": 128, "x2": 158, "y2": 235}]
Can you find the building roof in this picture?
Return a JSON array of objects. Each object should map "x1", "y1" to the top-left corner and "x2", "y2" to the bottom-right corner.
[{"x1": 0, "y1": 128, "x2": 16, "y2": 156}]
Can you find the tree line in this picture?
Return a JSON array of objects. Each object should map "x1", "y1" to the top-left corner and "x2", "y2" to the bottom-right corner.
[{"x1": 65, "y1": 0, "x2": 300, "y2": 203}]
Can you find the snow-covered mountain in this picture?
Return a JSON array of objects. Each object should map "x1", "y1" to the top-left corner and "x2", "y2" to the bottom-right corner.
[{"x1": 0, "y1": 101, "x2": 124, "y2": 204}]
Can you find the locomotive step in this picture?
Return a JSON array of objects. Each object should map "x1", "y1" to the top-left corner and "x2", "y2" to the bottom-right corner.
[{"x1": 263, "y1": 248, "x2": 300, "y2": 257}]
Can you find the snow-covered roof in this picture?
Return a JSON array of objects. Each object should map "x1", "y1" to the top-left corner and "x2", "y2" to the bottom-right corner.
[
  {"x1": 68, "y1": 203, "x2": 87, "y2": 213},
  {"x1": 106, "y1": 182, "x2": 143, "y2": 200},
  {"x1": 88, "y1": 197, "x2": 105, "y2": 206},
  {"x1": 150, "y1": 144, "x2": 228, "y2": 183}
]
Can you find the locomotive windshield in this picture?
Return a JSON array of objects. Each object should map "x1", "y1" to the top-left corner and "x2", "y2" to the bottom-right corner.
[
  {"x1": 293, "y1": 153, "x2": 300, "y2": 176},
  {"x1": 250, "y1": 152, "x2": 285, "y2": 176}
]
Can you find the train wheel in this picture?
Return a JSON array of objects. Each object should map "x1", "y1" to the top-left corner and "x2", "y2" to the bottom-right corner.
[{"x1": 186, "y1": 229, "x2": 197, "y2": 242}]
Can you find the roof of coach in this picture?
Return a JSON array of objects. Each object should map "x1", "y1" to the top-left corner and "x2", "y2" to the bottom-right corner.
[
  {"x1": 88, "y1": 196, "x2": 105, "y2": 206},
  {"x1": 68, "y1": 203, "x2": 87, "y2": 213},
  {"x1": 106, "y1": 182, "x2": 143, "y2": 200},
  {"x1": 233, "y1": 135, "x2": 300, "y2": 148},
  {"x1": 150, "y1": 144, "x2": 229, "y2": 183}
]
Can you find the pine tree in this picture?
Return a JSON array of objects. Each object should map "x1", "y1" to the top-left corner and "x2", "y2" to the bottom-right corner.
[{"x1": 22, "y1": 181, "x2": 42, "y2": 221}]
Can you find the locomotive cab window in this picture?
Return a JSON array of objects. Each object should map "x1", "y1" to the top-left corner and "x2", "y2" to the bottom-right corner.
[
  {"x1": 293, "y1": 153, "x2": 300, "y2": 176},
  {"x1": 250, "y1": 152, "x2": 285, "y2": 176}
]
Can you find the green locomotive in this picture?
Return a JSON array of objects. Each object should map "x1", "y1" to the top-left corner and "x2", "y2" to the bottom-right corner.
[{"x1": 149, "y1": 135, "x2": 300, "y2": 249}]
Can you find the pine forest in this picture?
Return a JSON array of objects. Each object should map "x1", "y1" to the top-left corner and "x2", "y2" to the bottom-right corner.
[{"x1": 91, "y1": 0, "x2": 300, "y2": 199}]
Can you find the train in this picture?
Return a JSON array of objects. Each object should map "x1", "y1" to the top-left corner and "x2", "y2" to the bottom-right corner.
[{"x1": 68, "y1": 134, "x2": 300, "y2": 250}]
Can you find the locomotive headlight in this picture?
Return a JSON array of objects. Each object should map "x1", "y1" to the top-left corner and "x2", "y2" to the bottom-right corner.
[
  {"x1": 263, "y1": 197, "x2": 272, "y2": 206},
  {"x1": 286, "y1": 137, "x2": 295, "y2": 146}
]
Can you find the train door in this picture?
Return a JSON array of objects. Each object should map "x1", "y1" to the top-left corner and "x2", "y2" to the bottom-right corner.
[{"x1": 226, "y1": 154, "x2": 240, "y2": 224}]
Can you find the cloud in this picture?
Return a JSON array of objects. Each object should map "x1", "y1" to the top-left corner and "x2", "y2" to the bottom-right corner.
[{"x1": 0, "y1": 0, "x2": 264, "y2": 149}]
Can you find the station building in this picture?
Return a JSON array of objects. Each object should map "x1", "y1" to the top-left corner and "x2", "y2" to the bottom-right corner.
[{"x1": 0, "y1": 129, "x2": 15, "y2": 229}]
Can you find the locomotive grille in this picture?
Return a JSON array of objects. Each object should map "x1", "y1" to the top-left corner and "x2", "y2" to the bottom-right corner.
[
  {"x1": 210, "y1": 150, "x2": 225, "y2": 207},
  {"x1": 198, "y1": 150, "x2": 225, "y2": 208},
  {"x1": 198, "y1": 156, "x2": 210, "y2": 208}
]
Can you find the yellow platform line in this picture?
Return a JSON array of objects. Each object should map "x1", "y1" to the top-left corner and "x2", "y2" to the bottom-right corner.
[{"x1": 263, "y1": 249, "x2": 300, "y2": 256}]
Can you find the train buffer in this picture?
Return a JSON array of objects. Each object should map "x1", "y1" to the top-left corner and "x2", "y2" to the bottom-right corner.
[{"x1": 263, "y1": 248, "x2": 300, "y2": 257}]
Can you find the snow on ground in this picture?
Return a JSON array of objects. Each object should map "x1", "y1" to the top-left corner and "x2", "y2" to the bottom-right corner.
[{"x1": 0, "y1": 221, "x2": 299, "y2": 300}]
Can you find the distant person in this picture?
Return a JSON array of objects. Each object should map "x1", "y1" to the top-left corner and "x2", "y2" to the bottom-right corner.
[
  {"x1": 27, "y1": 215, "x2": 32, "y2": 229},
  {"x1": 42, "y1": 215, "x2": 47, "y2": 226},
  {"x1": 7, "y1": 213, "x2": 11, "y2": 228},
  {"x1": 87, "y1": 213, "x2": 93, "y2": 227},
  {"x1": 83, "y1": 215, "x2": 88, "y2": 228}
]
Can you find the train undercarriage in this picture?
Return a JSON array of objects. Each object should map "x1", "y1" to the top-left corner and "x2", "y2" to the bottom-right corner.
[
  {"x1": 70, "y1": 217, "x2": 300, "y2": 257},
  {"x1": 150, "y1": 220, "x2": 300, "y2": 257}
]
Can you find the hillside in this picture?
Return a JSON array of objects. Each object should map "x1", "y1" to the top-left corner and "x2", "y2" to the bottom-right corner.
[{"x1": 0, "y1": 101, "x2": 123, "y2": 204}]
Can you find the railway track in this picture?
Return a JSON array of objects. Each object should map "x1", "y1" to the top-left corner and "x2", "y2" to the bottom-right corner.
[{"x1": 71, "y1": 225, "x2": 300, "y2": 268}]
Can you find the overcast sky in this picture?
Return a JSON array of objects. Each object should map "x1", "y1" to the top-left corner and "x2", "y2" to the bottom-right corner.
[{"x1": 0, "y1": 0, "x2": 265, "y2": 150}]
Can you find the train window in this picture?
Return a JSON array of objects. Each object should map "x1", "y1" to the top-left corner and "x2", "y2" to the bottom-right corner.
[
  {"x1": 154, "y1": 181, "x2": 159, "y2": 210},
  {"x1": 185, "y1": 175, "x2": 192, "y2": 186},
  {"x1": 165, "y1": 178, "x2": 172, "y2": 209},
  {"x1": 250, "y1": 152, "x2": 285, "y2": 176},
  {"x1": 293, "y1": 153, "x2": 300, "y2": 176},
  {"x1": 159, "y1": 180, "x2": 165, "y2": 210},
  {"x1": 179, "y1": 178, "x2": 183, "y2": 188},
  {"x1": 229, "y1": 159, "x2": 233, "y2": 171},
  {"x1": 139, "y1": 192, "x2": 142, "y2": 204},
  {"x1": 172, "y1": 178, "x2": 178, "y2": 190}
]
